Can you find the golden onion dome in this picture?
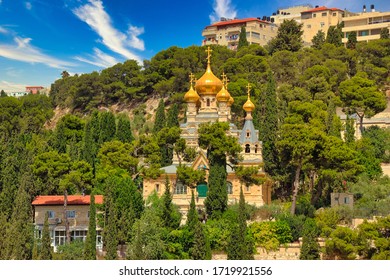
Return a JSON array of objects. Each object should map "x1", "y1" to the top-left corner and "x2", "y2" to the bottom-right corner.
[
  {"x1": 243, "y1": 83, "x2": 255, "y2": 112},
  {"x1": 216, "y1": 85, "x2": 231, "y2": 102},
  {"x1": 195, "y1": 46, "x2": 223, "y2": 95},
  {"x1": 184, "y1": 84, "x2": 200, "y2": 103},
  {"x1": 228, "y1": 96, "x2": 234, "y2": 106}
]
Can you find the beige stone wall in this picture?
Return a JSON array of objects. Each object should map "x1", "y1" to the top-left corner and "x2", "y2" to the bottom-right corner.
[{"x1": 34, "y1": 204, "x2": 91, "y2": 228}]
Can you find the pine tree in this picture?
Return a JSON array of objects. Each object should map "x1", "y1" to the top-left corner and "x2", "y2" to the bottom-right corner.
[
  {"x1": 260, "y1": 72, "x2": 279, "y2": 175},
  {"x1": 238, "y1": 26, "x2": 249, "y2": 49},
  {"x1": 116, "y1": 114, "x2": 134, "y2": 143},
  {"x1": 153, "y1": 99, "x2": 166, "y2": 134},
  {"x1": 227, "y1": 186, "x2": 254, "y2": 260},
  {"x1": 40, "y1": 212, "x2": 52, "y2": 260},
  {"x1": 380, "y1": 27, "x2": 389, "y2": 39},
  {"x1": 84, "y1": 194, "x2": 97, "y2": 260}
]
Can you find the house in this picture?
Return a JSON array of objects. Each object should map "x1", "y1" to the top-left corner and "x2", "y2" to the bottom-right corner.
[
  {"x1": 32, "y1": 195, "x2": 103, "y2": 252},
  {"x1": 142, "y1": 47, "x2": 271, "y2": 218}
]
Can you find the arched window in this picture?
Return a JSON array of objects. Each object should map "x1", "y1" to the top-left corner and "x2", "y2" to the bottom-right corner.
[
  {"x1": 174, "y1": 181, "x2": 187, "y2": 194},
  {"x1": 245, "y1": 144, "x2": 250, "y2": 153},
  {"x1": 226, "y1": 181, "x2": 233, "y2": 194},
  {"x1": 155, "y1": 184, "x2": 160, "y2": 193},
  {"x1": 255, "y1": 144, "x2": 258, "y2": 154},
  {"x1": 206, "y1": 99, "x2": 210, "y2": 107}
]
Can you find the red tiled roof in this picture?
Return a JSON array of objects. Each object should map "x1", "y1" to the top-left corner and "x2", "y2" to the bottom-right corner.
[
  {"x1": 301, "y1": 6, "x2": 343, "y2": 13},
  {"x1": 32, "y1": 195, "x2": 104, "y2": 206},
  {"x1": 208, "y1": 17, "x2": 269, "y2": 27}
]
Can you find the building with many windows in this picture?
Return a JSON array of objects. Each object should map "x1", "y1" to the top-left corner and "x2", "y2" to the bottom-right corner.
[
  {"x1": 142, "y1": 47, "x2": 271, "y2": 219},
  {"x1": 201, "y1": 17, "x2": 278, "y2": 50},
  {"x1": 270, "y1": 4, "x2": 313, "y2": 25},
  {"x1": 342, "y1": 5, "x2": 390, "y2": 44},
  {"x1": 32, "y1": 195, "x2": 103, "y2": 252},
  {"x1": 300, "y1": 6, "x2": 344, "y2": 44}
]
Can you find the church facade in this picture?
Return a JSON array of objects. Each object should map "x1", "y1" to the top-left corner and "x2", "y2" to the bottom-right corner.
[{"x1": 142, "y1": 47, "x2": 271, "y2": 216}]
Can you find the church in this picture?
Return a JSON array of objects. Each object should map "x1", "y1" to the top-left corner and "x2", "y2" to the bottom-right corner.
[{"x1": 142, "y1": 47, "x2": 271, "y2": 216}]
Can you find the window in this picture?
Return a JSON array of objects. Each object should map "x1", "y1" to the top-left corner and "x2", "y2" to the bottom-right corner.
[
  {"x1": 71, "y1": 230, "x2": 87, "y2": 242},
  {"x1": 344, "y1": 197, "x2": 350, "y2": 204},
  {"x1": 66, "y1": 210, "x2": 76, "y2": 218},
  {"x1": 252, "y1": 32, "x2": 260, "y2": 39},
  {"x1": 47, "y1": 210, "x2": 55, "y2": 219},
  {"x1": 245, "y1": 144, "x2": 250, "y2": 153},
  {"x1": 54, "y1": 230, "x2": 66, "y2": 247},
  {"x1": 246, "y1": 131, "x2": 250, "y2": 137},
  {"x1": 155, "y1": 184, "x2": 160, "y2": 193},
  {"x1": 255, "y1": 144, "x2": 258, "y2": 154},
  {"x1": 206, "y1": 99, "x2": 210, "y2": 107},
  {"x1": 313, "y1": 13, "x2": 316, "y2": 18},
  {"x1": 359, "y1": 30, "x2": 369, "y2": 36},
  {"x1": 227, "y1": 181, "x2": 233, "y2": 194},
  {"x1": 320, "y1": 22, "x2": 325, "y2": 28},
  {"x1": 322, "y1": 12, "x2": 327, "y2": 17},
  {"x1": 245, "y1": 185, "x2": 250, "y2": 192},
  {"x1": 332, "y1": 12, "x2": 337, "y2": 16},
  {"x1": 174, "y1": 182, "x2": 187, "y2": 194},
  {"x1": 307, "y1": 24, "x2": 311, "y2": 29}
]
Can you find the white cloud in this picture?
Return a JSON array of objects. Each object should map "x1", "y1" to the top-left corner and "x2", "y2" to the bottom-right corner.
[
  {"x1": 0, "y1": 80, "x2": 26, "y2": 92},
  {"x1": 25, "y1": 2, "x2": 32, "y2": 10},
  {"x1": 209, "y1": 0, "x2": 237, "y2": 23},
  {"x1": 75, "y1": 47, "x2": 119, "y2": 68},
  {"x1": 0, "y1": 36, "x2": 75, "y2": 69},
  {"x1": 0, "y1": 26, "x2": 8, "y2": 34},
  {"x1": 72, "y1": 0, "x2": 144, "y2": 63}
]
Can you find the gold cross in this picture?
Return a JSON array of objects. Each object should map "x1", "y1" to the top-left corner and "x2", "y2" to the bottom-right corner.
[
  {"x1": 206, "y1": 46, "x2": 212, "y2": 64},
  {"x1": 246, "y1": 83, "x2": 252, "y2": 98},
  {"x1": 189, "y1": 73, "x2": 195, "y2": 86},
  {"x1": 221, "y1": 72, "x2": 227, "y2": 85}
]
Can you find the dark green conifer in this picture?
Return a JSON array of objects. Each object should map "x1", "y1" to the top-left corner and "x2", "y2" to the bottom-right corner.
[
  {"x1": 190, "y1": 222, "x2": 211, "y2": 260},
  {"x1": 99, "y1": 111, "x2": 116, "y2": 144},
  {"x1": 116, "y1": 114, "x2": 134, "y2": 143},
  {"x1": 167, "y1": 103, "x2": 179, "y2": 128},
  {"x1": 153, "y1": 99, "x2": 166, "y2": 134},
  {"x1": 40, "y1": 212, "x2": 52, "y2": 260},
  {"x1": 187, "y1": 190, "x2": 198, "y2": 232},
  {"x1": 84, "y1": 194, "x2": 97, "y2": 260},
  {"x1": 162, "y1": 176, "x2": 176, "y2": 229},
  {"x1": 204, "y1": 161, "x2": 227, "y2": 219},
  {"x1": 238, "y1": 26, "x2": 249, "y2": 49}
]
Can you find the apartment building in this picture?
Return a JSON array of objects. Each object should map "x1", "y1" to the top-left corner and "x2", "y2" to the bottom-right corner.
[
  {"x1": 300, "y1": 6, "x2": 344, "y2": 44},
  {"x1": 342, "y1": 5, "x2": 390, "y2": 44},
  {"x1": 201, "y1": 17, "x2": 278, "y2": 50},
  {"x1": 32, "y1": 195, "x2": 104, "y2": 252},
  {"x1": 270, "y1": 4, "x2": 313, "y2": 25}
]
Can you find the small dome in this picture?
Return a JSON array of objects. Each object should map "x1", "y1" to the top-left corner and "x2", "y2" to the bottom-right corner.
[
  {"x1": 184, "y1": 85, "x2": 200, "y2": 103},
  {"x1": 243, "y1": 97, "x2": 255, "y2": 112},
  {"x1": 216, "y1": 85, "x2": 231, "y2": 102},
  {"x1": 195, "y1": 64, "x2": 223, "y2": 95}
]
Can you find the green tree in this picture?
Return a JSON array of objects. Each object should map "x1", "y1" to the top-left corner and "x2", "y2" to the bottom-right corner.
[
  {"x1": 324, "y1": 226, "x2": 359, "y2": 260},
  {"x1": 238, "y1": 26, "x2": 249, "y2": 49},
  {"x1": 311, "y1": 30, "x2": 326, "y2": 49},
  {"x1": 40, "y1": 212, "x2": 53, "y2": 260},
  {"x1": 84, "y1": 194, "x2": 97, "y2": 260},
  {"x1": 326, "y1": 23, "x2": 343, "y2": 46},
  {"x1": 267, "y1": 19, "x2": 303, "y2": 54},
  {"x1": 190, "y1": 221, "x2": 211, "y2": 260},
  {"x1": 339, "y1": 72, "x2": 387, "y2": 135},
  {"x1": 227, "y1": 186, "x2": 254, "y2": 260},
  {"x1": 347, "y1": 31, "x2": 357, "y2": 49},
  {"x1": 162, "y1": 176, "x2": 179, "y2": 229},
  {"x1": 345, "y1": 115, "x2": 356, "y2": 144},
  {"x1": 380, "y1": 27, "x2": 389, "y2": 39},
  {"x1": 153, "y1": 99, "x2": 166, "y2": 134},
  {"x1": 115, "y1": 114, "x2": 134, "y2": 143},
  {"x1": 299, "y1": 218, "x2": 320, "y2": 260},
  {"x1": 166, "y1": 103, "x2": 179, "y2": 128},
  {"x1": 187, "y1": 190, "x2": 198, "y2": 232},
  {"x1": 104, "y1": 188, "x2": 118, "y2": 260},
  {"x1": 99, "y1": 111, "x2": 116, "y2": 144},
  {"x1": 0, "y1": 90, "x2": 6, "y2": 97}
]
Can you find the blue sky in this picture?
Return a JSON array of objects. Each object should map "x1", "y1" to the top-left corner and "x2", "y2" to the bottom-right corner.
[{"x1": 1, "y1": 0, "x2": 389, "y2": 92}]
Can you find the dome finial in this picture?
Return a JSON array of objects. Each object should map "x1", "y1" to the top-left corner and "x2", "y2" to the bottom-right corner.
[
  {"x1": 246, "y1": 83, "x2": 252, "y2": 99},
  {"x1": 243, "y1": 83, "x2": 255, "y2": 114},
  {"x1": 206, "y1": 46, "x2": 212, "y2": 65}
]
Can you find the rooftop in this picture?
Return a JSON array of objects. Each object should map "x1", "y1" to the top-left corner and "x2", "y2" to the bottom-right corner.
[
  {"x1": 32, "y1": 195, "x2": 104, "y2": 206},
  {"x1": 301, "y1": 6, "x2": 343, "y2": 14},
  {"x1": 208, "y1": 17, "x2": 270, "y2": 28}
]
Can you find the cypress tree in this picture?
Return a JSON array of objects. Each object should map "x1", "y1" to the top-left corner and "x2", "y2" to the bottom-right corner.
[
  {"x1": 153, "y1": 99, "x2": 166, "y2": 134},
  {"x1": 104, "y1": 200, "x2": 117, "y2": 260},
  {"x1": 187, "y1": 190, "x2": 198, "y2": 232},
  {"x1": 80, "y1": 118, "x2": 95, "y2": 166},
  {"x1": 99, "y1": 111, "x2": 116, "y2": 144},
  {"x1": 162, "y1": 176, "x2": 176, "y2": 229},
  {"x1": 53, "y1": 121, "x2": 67, "y2": 153},
  {"x1": 227, "y1": 186, "x2": 254, "y2": 260},
  {"x1": 40, "y1": 212, "x2": 52, "y2": 260},
  {"x1": 116, "y1": 114, "x2": 134, "y2": 143},
  {"x1": 300, "y1": 219, "x2": 320, "y2": 260},
  {"x1": 68, "y1": 133, "x2": 79, "y2": 161},
  {"x1": 260, "y1": 72, "x2": 278, "y2": 175},
  {"x1": 326, "y1": 23, "x2": 343, "y2": 46},
  {"x1": 167, "y1": 103, "x2": 179, "y2": 128},
  {"x1": 311, "y1": 30, "x2": 326, "y2": 49},
  {"x1": 6, "y1": 183, "x2": 34, "y2": 259},
  {"x1": 346, "y1": 31, "x2": 357, "y2": 49},
  {"x1": 345, "y1": 115, "x2": 355, "y2": 144},
  {"x1": 238, "y1": 26, "x2": 249, "y2": 49},
  {"x1": 0, "y1": 89, "x2": 6, "y2": 97},
  {"x1": 84, "y1": 194, "x2": 97, "y2": 260},
  {"x1": 190, "y1": 222, "x2": 211, "y2": 260},
  {"x1": 204, "y1": 160, "x2": 227, "y2": 219}
]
